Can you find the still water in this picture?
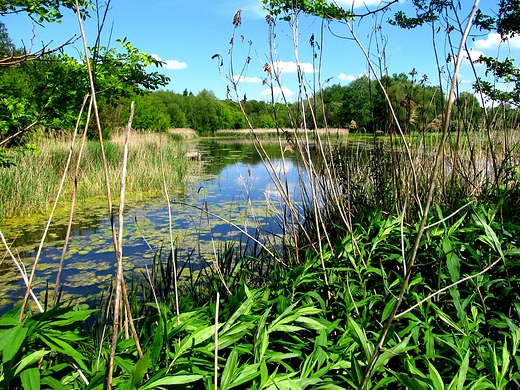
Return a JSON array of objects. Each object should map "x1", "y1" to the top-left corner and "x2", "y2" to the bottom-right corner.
[{"x1": 0, "y1": 138, "x2": 302, "y2": 314}]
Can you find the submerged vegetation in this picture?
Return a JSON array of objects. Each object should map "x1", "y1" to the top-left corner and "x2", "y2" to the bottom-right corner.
[{"x1": 1, "y1": 0, "x2": 520, "y2": 389}]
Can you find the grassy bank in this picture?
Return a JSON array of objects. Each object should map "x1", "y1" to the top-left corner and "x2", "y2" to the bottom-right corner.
[{"x1": 0, "y1": 131, "x2": 199, "y2": 220}]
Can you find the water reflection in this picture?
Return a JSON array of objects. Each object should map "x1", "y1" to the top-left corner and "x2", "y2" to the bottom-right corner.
[{"x1": 0, "y1": 138, "x2": 298, "y2": 314}]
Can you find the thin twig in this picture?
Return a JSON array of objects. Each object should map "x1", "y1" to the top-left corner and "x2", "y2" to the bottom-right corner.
[
  {"x1": 214, "y1": 291, "x2": 220, "y2": 390},
  {"x1": 0, "y1": 229, "x2": 43, "y2": 312},
  {"x1": 395, "y1": 256, "x2": 503, "y2": 319},
  {"x1": 171, "y1": 201, "x2": 287, "y2": 267},
  {"x1": 53, "y1": 94, "x2": 91, "y2": 305},
  {"x1": 424, "y1": 200, "x2": 476, "y2": 230},
  {"x1": 108, "y1": 101, "x2": 135, "y2": 387}
]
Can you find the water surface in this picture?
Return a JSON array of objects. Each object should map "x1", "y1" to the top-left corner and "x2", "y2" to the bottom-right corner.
[{"x1": 0, "y1": 138, "x2": 300, "y2": 313}]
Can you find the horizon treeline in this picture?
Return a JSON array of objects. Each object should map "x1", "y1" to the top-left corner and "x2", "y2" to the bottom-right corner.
[
  {"x1": 1, "y1": 15, "x2": 518, "y2": 141},
  {"x1": 117, "y1": 72, "x2": 519, "y2": 135}
]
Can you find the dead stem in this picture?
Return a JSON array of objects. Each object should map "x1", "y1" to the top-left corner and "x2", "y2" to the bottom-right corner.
[{"x1": 52, "y1": 94, "x2": 91, "y2": 306}]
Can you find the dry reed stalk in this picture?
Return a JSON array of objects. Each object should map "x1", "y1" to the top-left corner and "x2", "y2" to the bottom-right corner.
[
  {"x1": 71, "y1": 2, "x2": 131, "y2": 387},
  {"x1": 52, "y1": 94, "x2": 91, "y2": 306},
  {"x1": 19, "y1": 81, "x2": 83, "y2": 320},
  {"x1": 108, "y1": 101, "x2": 135, "y2": 388},
  {"x1": 163, "y1": 182, "x2": 181, "y2": 323},
  {"x1": 214, "y1": 291, "x2": 220, "y2": 390},
  {"x1": 0, "y1": 229, "x2": 43, "y2": 312}
]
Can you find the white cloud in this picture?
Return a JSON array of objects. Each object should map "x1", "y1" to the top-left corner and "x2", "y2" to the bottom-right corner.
[
  {"x1": 473, "y1": 32, "x2": 520, "y2": 50},
  {"x1": 273, "y1": 61, "x2": 315, "y2": 75},
  {"x1": 464, "y1": 48, "x2": 486, "y2": 64},
  {"x1": 151, "y1": 54, "x2": 187, "y2": 70},
  {"x1": 233, "y1": 75, "x2": 263, "y2": 83},
  {"x1": 338, "y1": 73, "x2": 356, "y2": 81},
  {"x1": 260, "y1": 86, "x2": 294, "y2": 99}
]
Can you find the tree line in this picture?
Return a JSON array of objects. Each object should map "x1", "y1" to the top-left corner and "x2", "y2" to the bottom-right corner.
[{"x1": 1, "y1": 1, "x2": 519, "y2": 157}]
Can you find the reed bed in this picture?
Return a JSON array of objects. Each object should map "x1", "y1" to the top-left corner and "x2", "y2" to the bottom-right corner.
[{"x1": 0, "y1": 131, "x2": 198, "y2": 220}]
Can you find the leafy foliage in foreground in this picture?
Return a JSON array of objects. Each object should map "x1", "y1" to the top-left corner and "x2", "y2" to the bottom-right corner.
[{"x1": 1, "y1": 200, "x2": 519, "y2": 388}]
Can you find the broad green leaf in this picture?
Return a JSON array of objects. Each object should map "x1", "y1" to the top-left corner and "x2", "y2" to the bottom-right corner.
[
  {"x1": 14, "y1": 350, "x2": 50, "y2": 376},
  {"x1": 295, "y1": 316, "x2": 327, "y2": 330},
  {"x1": 467, "y1": 377, "x2": 494, "y2": 390},
  {"x1": 217, "y1": 322, "x2": 255, "y2": 350},
  {"x1": 173, "y1": 325, "x2": 216, "y2": 359},
  {"x1": 457, "y1": 350, "x2": 470, "y2": 390},
  {"x1": 221, "y1": 293, "x2": 256, "y2": 333},
  {"x1": 351, "y1": 351, "x2": 363, "y2": 387},
  {"x1": 268, "y1": 304, "x2": 320, "y2": 333},
  {"x1": 347, "y1": 316, "x2": 371, "y2": 359},
  {"x1": 373, "y1": 376, "x2": 397, "y2": 389},
  {"x1": 37, "y1": 333, "x2": 88, "y2": 371},
  {"x1": 41, "y1": 376, "x2": 68, "y2": 390},
  {"x1": 391, "y1": 370, "x2": 428, "y2": 389},
  {"x1": 373, "y1": 335, "x2": 413, "y2": 373},
  {"x1": 315, "y1": 384, "x2": 348, "y2": 390},
  {"x1": 41, "y1": 309, "x2": 95, "y2": 328},
  {"x1": 2, "y1": 324, "x2": 27, "y2": 364},
  {"x1": 131, "y1": 351, "x2": 150, "y2": 389},
  {"x1": 260, "y1": 360, "x2": 268, "y2": 387},
  {"x1": 447, "y1": 212, "x2": 467, "y2": 237},
  {"x1": 273, "y1": 325, "x2": 305, "y2": 332},
  {"x1": 115, "y1": 355, "x2": 134, "y2": 376},
  {"x1": 221, "y1": 348, "x2": 238, "y2": 390},
  {"x1": 432, "y1": 305, "x2": 465, "y2": 335},
  {"x1": 500, "y1": 340, "x2": 510, "y2": 386},
  {"x1": 151, "y1": 318, "x2": 165, "y2": 366},
  {"x1": 428, "y1": 361, "x2": 444, "y2": 390},
  {"x1": 381, "y1": 297, "x2": 397, "y2": 323},
  {"x1": 141, "y1": 374, "x2": 203, "y2": 388},
  {"x1": 228, "y1": 362, "x2": 260, "y2": 388},
  {"x1": 443, "y1": 237, "x2": 460, "y2": 283},
  {"x1": 255, "y1": 327, "x2": 269, "y2": 363},
  {"x1": 266, "y1": 353, "x2": 300, "y2": 363},
  {"x1": 20, "y1": 368, "x2": 40, "y2": 390}
]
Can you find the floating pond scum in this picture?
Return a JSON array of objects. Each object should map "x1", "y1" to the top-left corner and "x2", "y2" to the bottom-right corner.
[{"x1": 0, "y1": 139, "x2": 303, "y2": 314}]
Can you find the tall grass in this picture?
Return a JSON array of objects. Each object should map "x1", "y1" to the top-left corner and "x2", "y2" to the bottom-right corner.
[{"x1": 0, "y1": 131, "x2": 198, "y2": 220}]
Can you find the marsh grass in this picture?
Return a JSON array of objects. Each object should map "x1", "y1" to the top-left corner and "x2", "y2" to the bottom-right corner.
[{"x1": 0, "y1": 131, "x2": 199, "y2": 220}]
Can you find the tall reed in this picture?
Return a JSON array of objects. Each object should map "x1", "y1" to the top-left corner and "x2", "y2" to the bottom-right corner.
[{"x1": 0, "y1": 131, "x2": 197, "y2": 220}]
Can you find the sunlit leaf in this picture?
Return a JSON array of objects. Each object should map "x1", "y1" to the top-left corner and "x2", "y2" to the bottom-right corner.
[
  {"x1": 141, "y1": 374, "x2": 203, "y2": 388},
  {"x1": 20, "y1": 368, "x2": 40, "y2": 390}
]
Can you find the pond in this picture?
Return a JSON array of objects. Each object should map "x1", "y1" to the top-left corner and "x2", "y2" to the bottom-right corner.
[{"x1": 0, "y1": 138, "x2": 304, "y2": 314}]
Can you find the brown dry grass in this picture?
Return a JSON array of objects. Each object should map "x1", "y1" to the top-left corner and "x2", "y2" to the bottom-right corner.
[
  {"x1": 214, "y1": 128, "x2": 354, "y2": 135},
  {"x1": 167, "y1": 128, "x2": 198, "y2": 138}
]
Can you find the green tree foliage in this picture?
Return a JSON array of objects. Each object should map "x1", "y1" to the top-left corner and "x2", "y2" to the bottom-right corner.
[
  {"x1": 130, "y1": 94, "x2": 171, "y2": 131},
  {"x1": 454, "y1": 91, "x2": 483, "y2": 130},
  {"x1": 389, "y1": 0, "x2": 520, "y2": 107},
  {"x1": 0, "y1": 0, "x2": 90, "y2": 23},
  {"x1": 315, "y1": 73, "x2": 444, "y2": 133},
  {"x1": 0, "y1": 21, "x2": 14, "y2": 57},
  {"x1": 0, "y1": 26, "x2": 170, "y2": 145},
  {"x1": 262, "y1": 0, "x2": 352, "y2": 20}
]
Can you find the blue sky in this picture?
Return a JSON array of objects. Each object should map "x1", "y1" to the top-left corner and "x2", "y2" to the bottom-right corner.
[{"x1": 3, "y1": 0, "x2": 519, "y2": 102}]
